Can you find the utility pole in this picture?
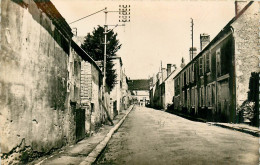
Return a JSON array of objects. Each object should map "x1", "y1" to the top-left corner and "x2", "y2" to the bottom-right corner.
[
  {"x1": 191, "y1": 18, "x2": 194, "y2": 61},
  {"x1": 103, "y1": 8, "x2": 108, "y2": 95},
  {"x1": 102, "y1": 8, "x2": 126, "y2": 96}
]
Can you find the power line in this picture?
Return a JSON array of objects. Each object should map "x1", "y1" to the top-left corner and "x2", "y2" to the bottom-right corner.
[{"x1": 69, "y1": 8, "x2": 107, "y2": 25}]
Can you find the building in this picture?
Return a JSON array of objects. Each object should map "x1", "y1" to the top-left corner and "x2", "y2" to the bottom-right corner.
[
  {"x1": 110, "y1": 56, "x2": 131, "y2": 117},
  {"x1": 1, "y1": 0, "x2": 113, "y2": 163},
  {"x1": 121, "y1": 72, "x2": 131, "y2": 110},
  {"x1": 173, "y1": 1, "x2": 259, "y2": 123},
  {"x1": 72, "y1": 40, "x2": 112, "y2": 134},
  {"x1": 149, "y1": 64, "x2": 179, "y2": 109},
  {"x1": 128, "y1": 79, "x2": 150, "y2": 106}
]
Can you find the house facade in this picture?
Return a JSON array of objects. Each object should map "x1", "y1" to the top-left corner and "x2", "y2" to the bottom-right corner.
[
  {"x1": 149, "y1": 64, "x2": 178, "y2": 109},
  {"x1": 129, "y1": 79, "x2": 150, "y2": 106},
  {"x1": 1, "y1": 0, "x2": 115, "y2": 163},
  {"x1": 173, "y1": 1, "x2": 259, "y2": 123}
]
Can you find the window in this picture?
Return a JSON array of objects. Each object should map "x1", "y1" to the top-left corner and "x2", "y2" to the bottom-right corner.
[
  {"x1": 206, "y1": 52, "x2": 211, "y2": 73},
  {"x1": 211, "y1": 83, "x2": 215, "y2": 106},
  {"x1": 202, "y1": 55, "x2": 205, "y2": 75},
  {"x1": 216, "y1": 49, "x2": 221, "y2": 76},
  {"x1": 91, "y1": 103, "x2": 95, "y2": 112},
  {"x1": 180, "y1": 90, "x2": 182, "y2": 105},
  {"x1": 192, "y1": 64, "x2": 194, "y2": 82},
  {"x1": 182, "y1": 73, "x2": 185, "y2": 86},
  {"x1": 180, "y1": 74, "x2": 183, "y2": 87},
  {"x1": 205, "y1": 83, "x2": 216, "y2": 107},
  {"x1": 200, "y1": 86, "x2": 205, "y2": 107},
  {"x1": 182, "y1": 91, "x2": 185, "y2": 107},
  {"x1": 199, "y1": 87, "x2": 202, "y2": 106},
  {"x1": 189, "y1": 67, "x2": 192, "y2": 82},
  {"x1": 202, "y1": 87, "x2": 205, "y2": 107},
  {"x1": 187, "y1": 69, "x2": 189, "y2": 84},
  {"x1": 199, "y1": 57, "x2": 203, "y2": 76},
  {"x1": 190, "y1": 88, "x2": 195, "y2": 107},
  {"x1": 206, "y1": 85, "x2": 211, "y2": 106},
  {"x1": 187, "y1": 89, "x2": 190, "y2": 107}
]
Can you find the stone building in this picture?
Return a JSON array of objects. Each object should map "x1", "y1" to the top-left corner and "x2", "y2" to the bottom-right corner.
[
  {"x1": 121, "y1": 72, "x2": 131, "y2": 110},
  {"x1": 128, "y1": 79, "x2": 150, "y2": 106},
  {"x1": 173, "y1": 1, "x2": 259, "y2": 124},
  {"x1": 149, "y1": 64, "x2": 179, "y2": 109},
  {"x1": 110, "y1": 56, "x2": 123, "y2": 117},
  {"x1": 0, "y1": 0, "x2": 112, "y2": 163},
  {"x1": 71, "y1": 41, "x2": 111, "y2": 135},
  {"x1": 1, "y1": 0, "x2": 74, "y2": 162}
]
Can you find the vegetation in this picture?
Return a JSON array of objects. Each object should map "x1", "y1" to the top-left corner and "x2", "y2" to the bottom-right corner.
[{"x1": 81, "y1": 26, "x2": 122, "y2": 91}]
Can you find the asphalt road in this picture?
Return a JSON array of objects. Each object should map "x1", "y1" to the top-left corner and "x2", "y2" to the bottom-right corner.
[{"x1": 95, "y1": 106, "x2": 258, "y2": 165}]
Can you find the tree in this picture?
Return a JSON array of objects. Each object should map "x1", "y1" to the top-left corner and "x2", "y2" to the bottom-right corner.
[
  {"x1": 237, "y1": 72, "x2": 259, "y2": 126},
  {"x1": 81, "y1": 26, "x2": 122, "y2": 91}
]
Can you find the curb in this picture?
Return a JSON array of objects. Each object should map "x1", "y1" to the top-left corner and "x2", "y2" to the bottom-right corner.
[
  {"x1": 166, "y1": 111, "x2": 207, "y2": 123},
  {"x1": 208, "y1": 123, "x2": 259, "y2": 137},
  {"x1": 166, "y1": 111, "x2": 259, "y2": 137},
  {"x1": 79, "y1": 105, "x2": 135, "y2": 165}
]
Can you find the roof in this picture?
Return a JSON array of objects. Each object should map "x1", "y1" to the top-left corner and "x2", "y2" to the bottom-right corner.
[
  {"x1": 34, "y1": 0, "x2": 73, "y2": 39},
  {"x1": 164, "y1": 67, "x2": 181, "y2": 82},
  {"x1": 15, "y1": 0, "x2": 73, "y2": 39},
  {"x1": 173, "y1": 1, "x2": 254, "y2": 79},
  {"x1": 128, "y1": 79, "x2": 150, "y2": 91},
  {"x1": 111, "y1": 56, "x2": 123, "y2": 66},
  {"x1": 71, "y1": 40, "x2": 102, "y2": 74}
]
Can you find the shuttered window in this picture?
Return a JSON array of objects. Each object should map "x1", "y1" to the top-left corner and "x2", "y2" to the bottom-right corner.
[
  {"x1": 206, "y1": 52, "x2": 211, "y2": 73},
  {"x1": 199, "y1": 57, "x2": 203, "y2": 76}
]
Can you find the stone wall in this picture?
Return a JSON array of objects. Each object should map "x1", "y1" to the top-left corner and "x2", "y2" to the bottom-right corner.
[
  {"x1": 80, "y1": 59, "x2": 111, "y2": 133},
  {"x1": 0, "y1": 0, "x2": 76, "y2": 163},
  {"x1": 231, "y1": 2, "x2": 260, "y2": 108},
  {"x1": 81, "y1": 61, "x2": 92, "y2": 134},
  {"x1": 110, "y1": 58, "x2": 122, "y2": 114},
  {"x1": 90, "y1": 64, "x2": 102, "y2": 129}
]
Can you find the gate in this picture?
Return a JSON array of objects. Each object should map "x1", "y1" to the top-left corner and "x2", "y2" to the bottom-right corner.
[
  {"x1": 113, "y1": 101, "x2": 118, "y2": 117},
  {"x1": 75, "y1": 108, "x2": 86, "y2": 142}
]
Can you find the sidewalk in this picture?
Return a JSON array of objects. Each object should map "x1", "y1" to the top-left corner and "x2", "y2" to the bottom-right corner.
[
  {"x1": 208, "y1": 122, "x2": 259, "y2": 137},
  {"x1": 166, "y1": 110, "x2": 259, "y2": 137},
  {"x1": 30, "y1": 105, "x2": 134, "y2": 165}
]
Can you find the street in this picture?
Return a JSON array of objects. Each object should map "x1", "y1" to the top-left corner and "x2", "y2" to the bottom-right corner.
[{"x1": 95, "y1": 106, "x2": 258, "y2": 165}]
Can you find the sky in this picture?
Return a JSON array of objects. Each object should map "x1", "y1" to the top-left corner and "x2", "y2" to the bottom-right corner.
[{"x1": 52, "y1": 0, "x2": 235, "y2": 79}]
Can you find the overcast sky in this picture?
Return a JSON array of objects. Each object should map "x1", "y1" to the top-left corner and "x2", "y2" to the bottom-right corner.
[{"x1": 52, "y1": 0, "x2": 235, "y2": 79}]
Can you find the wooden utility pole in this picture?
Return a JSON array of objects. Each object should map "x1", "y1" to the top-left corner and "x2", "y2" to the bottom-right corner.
[
  {"x1": 191, "y1": 18, "x2": 194, "y2": 61},
  {"x1": 103, "y1": 8, "x2": 108, "y2": 96}
]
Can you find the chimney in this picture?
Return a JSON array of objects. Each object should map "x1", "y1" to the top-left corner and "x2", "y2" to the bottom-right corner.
[
  {"x1": 180, "y1": 57, "x2": 186, "y2": 69},
  {"x1": 189, "y1": 47, "x2": 197, "y2": 60},
  {"x1": 235, "y1": 1, "x2": 248, "y2": 16},
  {"x1": 158, "y1": 72, "x2": 162, "y2": 83},
  {"x1": 162, "y1": 68, "x2": 167, "y2": 82},
  {"x1": 200, "y1": 33, "x2": 210, "y2": 51},
  {"x1": 167, "y1": 64, "x2": 172, "y2": 77}
]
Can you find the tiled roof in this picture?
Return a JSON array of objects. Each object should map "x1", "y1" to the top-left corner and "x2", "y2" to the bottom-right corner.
[{"x1": 128, "y1": 79, "x2": 150, "y2": 91}]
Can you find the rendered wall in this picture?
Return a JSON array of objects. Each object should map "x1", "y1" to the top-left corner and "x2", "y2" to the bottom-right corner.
[
  {"x1": 0, "y1": 1, "x2": 75, "y2": 161},
  {"x1": 231, "y1": 2, "x2": 260, "y2": 108}
]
